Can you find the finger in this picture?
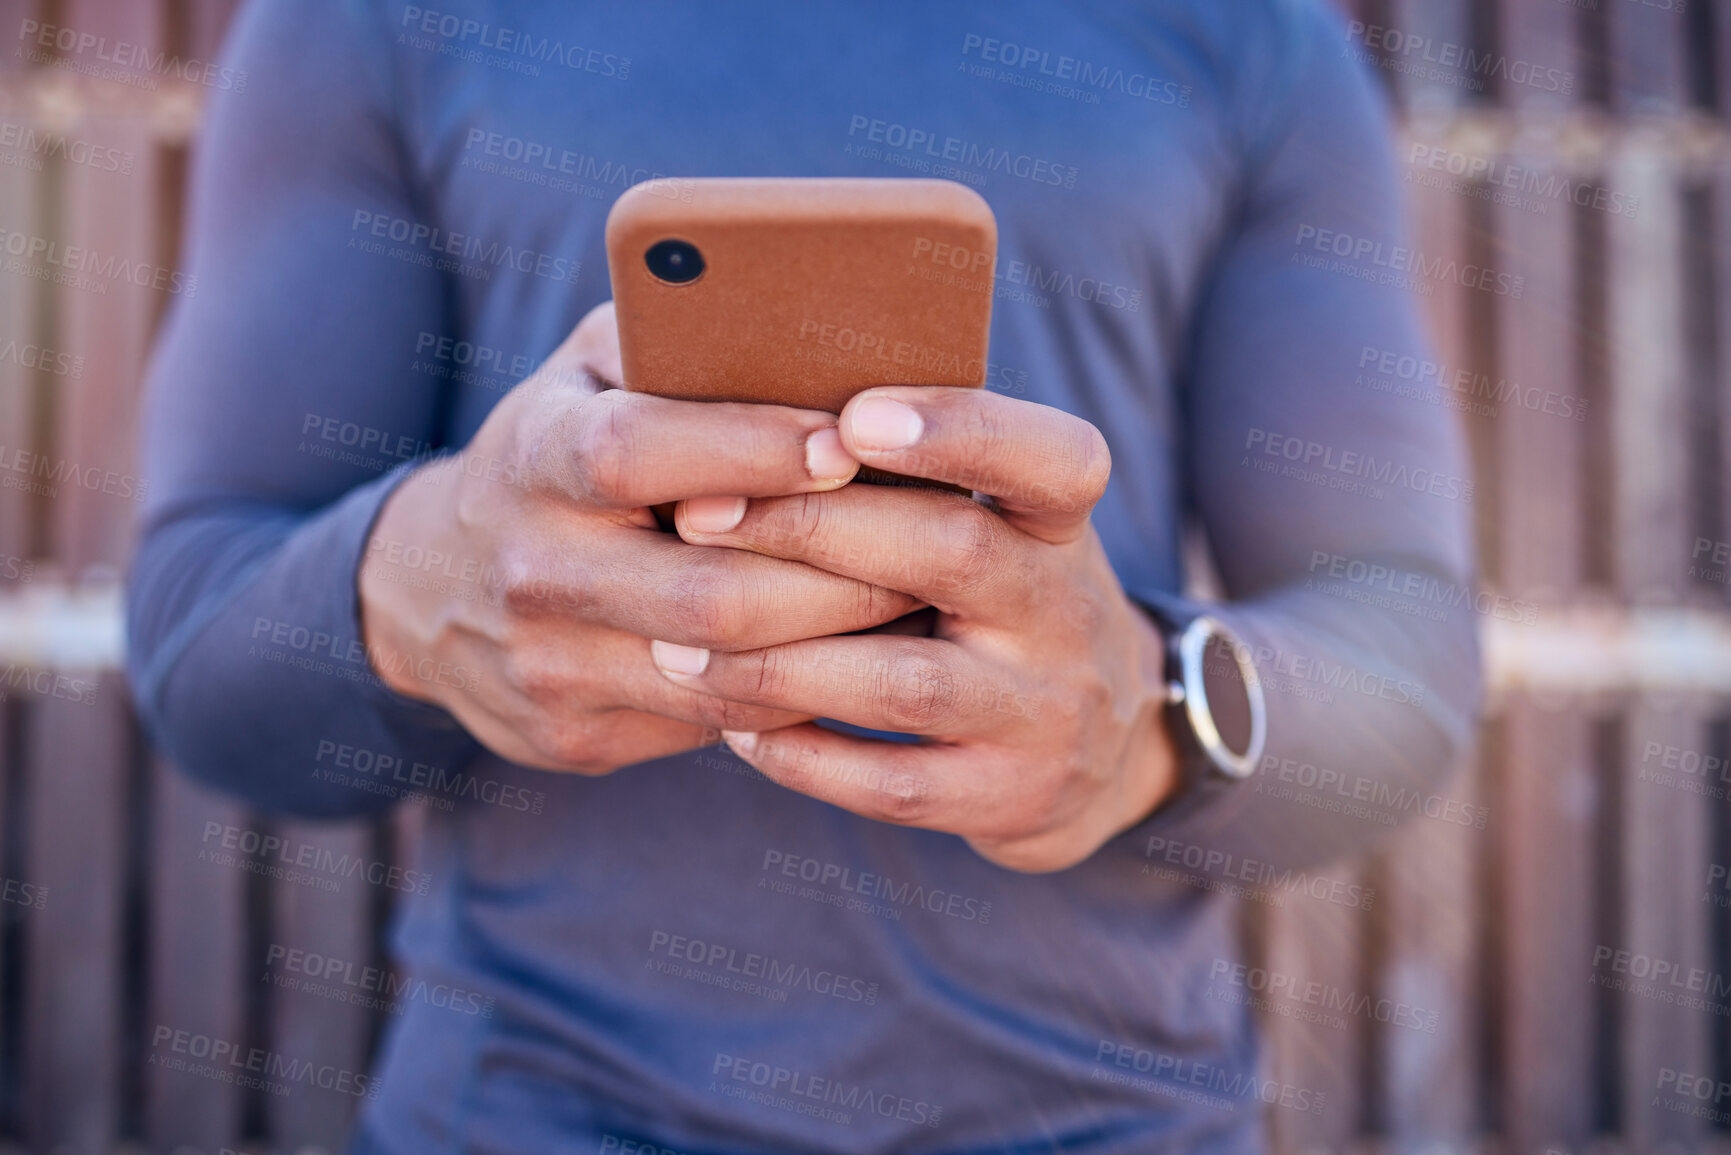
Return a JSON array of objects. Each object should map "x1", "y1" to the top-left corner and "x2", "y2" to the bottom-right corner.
[
  {"x1": 627, "y1": 683, "x2": 814, "y2": 737},
  {"x1": 576, "y1": 532, "x2": 922, "y2": 650},
  {"x1": 651, "y1": 635, "x2": 1015, "y2": 739},
  {"x1": 446, "y1": 621, "x2": 814, "y2": 732},
  {"x1": 429, "y1": 628, "x2": 811, "y2": 773},
  {"x1": 675, "y1": 484, "x2": 1036, "y2": 621},
  {"x1": 590, "y1": 633, "x2": 815, "y2": 733},
  {"x1": 719, "y1": 724, "x2": 965, "y2": 830},
  {"x1": 838, "y1": 387, "x2": 1110, "y2": 543},
  {"x1": 521, "y1": 388, "x2": 863, "y2": 510}
]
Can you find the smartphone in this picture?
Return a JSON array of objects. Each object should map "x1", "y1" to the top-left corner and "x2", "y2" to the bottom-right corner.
[{"x1": 605, "y1": 177, "x2": 997, "y2": 498}]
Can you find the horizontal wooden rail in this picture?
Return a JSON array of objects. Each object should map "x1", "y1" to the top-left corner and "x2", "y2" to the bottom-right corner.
[{"x1": 3, "y1": 583, "x2": 1730, "y2": 698}]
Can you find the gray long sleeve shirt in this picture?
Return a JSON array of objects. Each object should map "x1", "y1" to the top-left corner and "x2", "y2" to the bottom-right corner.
[{"x1": 126, "y1": 0, "x2": 1481, "y2": 1150}]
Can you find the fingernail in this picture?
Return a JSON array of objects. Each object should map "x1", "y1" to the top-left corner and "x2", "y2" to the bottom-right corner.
[
  {"x1": 650, "y1": 640, "x2": 710, "y2": 677},
  {"x1": 721, "y1": 730, "x2": 759, "y2": 757},
  {"x1": 682, "y1": 495, "x2": 746, "y2": 535},
  {"x1": 848, "y1": 397, "x2": 923, "y2": 452},
  {"x1": 804, "y1": 426, "x2": 857, "y2": 481}
]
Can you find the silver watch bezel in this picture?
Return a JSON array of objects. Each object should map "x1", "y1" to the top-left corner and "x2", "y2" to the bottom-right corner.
[{"x1": 1172, "y1": 615, "x2": 1267, "y2": 780}]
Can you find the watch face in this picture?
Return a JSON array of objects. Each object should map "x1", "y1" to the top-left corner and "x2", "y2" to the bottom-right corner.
[
  {"x1": 1201, "y1": 635, "x2": 1255, "y2": 760},
  {"x1": 1179, "y1": 616, "x2": 1267, "y2": 779}
]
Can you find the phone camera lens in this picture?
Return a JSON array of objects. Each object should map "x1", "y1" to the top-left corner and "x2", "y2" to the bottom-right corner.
[{"x1": 645, "y1": 239, "x2": 705, "y2": 284}]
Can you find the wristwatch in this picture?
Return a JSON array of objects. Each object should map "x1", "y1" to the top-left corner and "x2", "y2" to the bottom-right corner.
[{"x1": 1143, "y1": 602, "x2": 1268, "y2": 785}]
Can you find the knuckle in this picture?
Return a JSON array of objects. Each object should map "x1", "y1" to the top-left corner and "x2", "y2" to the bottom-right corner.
[
  {"x1": 766, "y1": 736, "x2": 824, "y2": 795},
  {"x1": 668, "y1": 564, "x2": 751, "y2": 649},
  {"x1": 490, "y1": 390, "x2": 573, "y2": 504},
  {"x1": 936, "y1": 505, "x2": 1002, "y2": 597},
  {"x1": 976, "y1": 836, "x2": 1080, "y2": 875},
  {"x1": 883, "y1": 646, "x2": 959, "y2": 731},
  {"x1": 1058, "y1": 587, "x2": 1107, "y2": 638},
  {"x1": 692, "y1": 693, "x2": 761, "y2": 733},
  {"x1": 503, "y1": 643, "x2": 564, "y2": 705},
  {"x1": 497, "y1": 549, "x2": 548, "y2": 615},
  {"x1": 505, "y1": 398, "x2": 553, "y2": 491},
  {"x1": 731, "y1": 418, "x2": 789, "y2": 487},
  {"x1": 567, "y1": 744, "x2": 620, "y2": 777},
  {"x1": 973, "y1": 408, "x2": 1017, "y2": 466},
  {"x1": 747, "y1": 648, "x2": 793, "y2": 703},
  {"x1": 534, "y1": 717, "x2": 595, "y2": 767},
  {"x1": 569, "y1": 392, "x2": 637, "y2": 505},
  {"x1": 1074, "y1": 665, "x2": 1113, "y2": 718},
  {"x1": 866, "y1": 766, "x2": 930, "y2": 825},
  {"x1": 858, "y1": 581, "x2": 911, "y2": 629},
  {"x1": 1046, "y1": 667, "x2": 1096, "y2": 734},
  {"x1": 758, "y1": 491, "x2": 830, "y2": 557}
]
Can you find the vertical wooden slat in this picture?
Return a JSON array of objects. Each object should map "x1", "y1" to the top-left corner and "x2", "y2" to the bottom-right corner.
[
  {"x1": 1606, "y1": 0, "x2": 1688, "y2": 115},
  {"x1": 0, "y1": 100, "x2": 39, "y2": 567},
  {"x1": 1388, "y1": 0, "x2": 1476, "y2": 110},
  {"x1": 0, "y1": 1, "x2": 35, "y2": 76},
  {"x1": 145, "y1": 761, "x2": 249, "y2": 1151},
  {"x1": 1491, "y1": 142, "x2": 1588, "y2": 608},
  {"x1": 1502, "y1": 703, "x2": 1596, "y2": 1153},
  {"x1": 52, "y1": 90, "x2": 164, "y2": 569},
  {"x1": 391, "y1": 803, "x2": 426, "y2": 893},
  {"x1": 130, "y1": 13, "x2": 237, "y2": 1126},
  {"x1": 0, "y1": 70, "x2": 41, "y2": 1143},
  {"x1": 1718, "y1": 2, "x2": 1731, "y2": 122},
  {"x1": 185, "y1": 0, "x2": 244, "y2": 62},
  {"x1": 1259, "y1": 877, "x2": 1371, "y2": 1152},
  {"x1": 1495, "y1": 0, "x2": 1581, "y2": 114},
  {"x1": 1607, "y1": 139, "x2": 1710, "y2": 1148},
  {"x1": 23, "y1": 4, "x2": 163, "y2": 1149},
  {"x1": 22, "y1": 674, "x2": 131, "y2": 1152},
  {"x1": 1711, "y1": 156, "x2": 1731, "y2": 1155},
  {"x1": 1372, "y1": 147, "x2": 1482, "y2": 1147},
  {"x1": 1491, "y1": 144, "x2": 1596, "y2": 1155},
  {"x1": 267, "y1": 821, "x2": 375, "y2": 1150},
  {"x1": 1715, "y1": 168, "x2": 1731, "y2": 610}
]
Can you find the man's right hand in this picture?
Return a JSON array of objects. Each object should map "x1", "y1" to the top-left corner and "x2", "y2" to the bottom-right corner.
[{"x1": 357, "y1": 302, "x2": 922, "y2": 774}]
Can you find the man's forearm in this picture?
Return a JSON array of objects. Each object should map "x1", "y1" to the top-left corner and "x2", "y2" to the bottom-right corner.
[
  {"x1": 1127, "y1": 575, "x2": 1481, "y2": 874},
  {"x1": 128, "y1": 467, "x2": 480, "y2": 820}
]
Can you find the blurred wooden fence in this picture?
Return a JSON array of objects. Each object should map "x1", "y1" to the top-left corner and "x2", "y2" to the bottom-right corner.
[{"x1": 0, "y1": 0, "x2": 1726, "y2": 1152}]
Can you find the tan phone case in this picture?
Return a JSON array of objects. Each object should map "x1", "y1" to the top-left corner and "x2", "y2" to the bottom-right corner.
[{"x1": 605, "y1": 178, "x2": 997, "y2": 499}]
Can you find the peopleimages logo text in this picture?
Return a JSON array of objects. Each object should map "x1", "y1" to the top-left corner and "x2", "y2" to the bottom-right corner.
[
  {"x1": 350, "y1": 210, "x2": 581, "y2": 284},
  {"x1": 1345, "y1": 21, "x2": 1573, "y2": 95},
  {"x1": 0, "y1": 119, "x2": 133, "y2": 175},
  {"x1": 150, "y1": 1025, "x2": 378, "y2": 1099},
  {"x1": 959, "y1": 33, "x2": 1191, "y2": 106},
  {"x1": 761, "y1": 850, "x2": 992, "y2": 923},
  {"x1": 847, "y1": 115, "x2": 1079, "y2": 188},
  {"x1": 398, "y1": 7, "x2": 629, "y2": 78},
  {"x1": 0, "y1": 225, "x2": 195, "y2": 297},
  {"x1": 1294, "y1": 224, "x2": 1524, "y2": 298},
  {"x1": 1407, "y1": 144, "x2": 1636, "y2": 218},
  {"x1": 17, "y1": 20, "x2": 250, "y2": 91},
  {"x1": 711, "y1": 1053, "x2": 942, "y2": 1127},
  {"x1": 1245, "y1": 428, "x2": 1474, "y2": 504}
]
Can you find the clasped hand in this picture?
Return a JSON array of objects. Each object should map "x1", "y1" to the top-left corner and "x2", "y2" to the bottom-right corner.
[{"x1": 360, "y1": 304, "x2": 1177, "y2": 871}]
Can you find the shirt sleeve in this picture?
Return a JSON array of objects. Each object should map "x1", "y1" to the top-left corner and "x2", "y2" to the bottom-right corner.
[
  {"x1": 1125, "y1": 0, "x2": 1483, "y2": 871},
  {"x1": 124, "y1": 0, "x2": 481, "y2": 819}
]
